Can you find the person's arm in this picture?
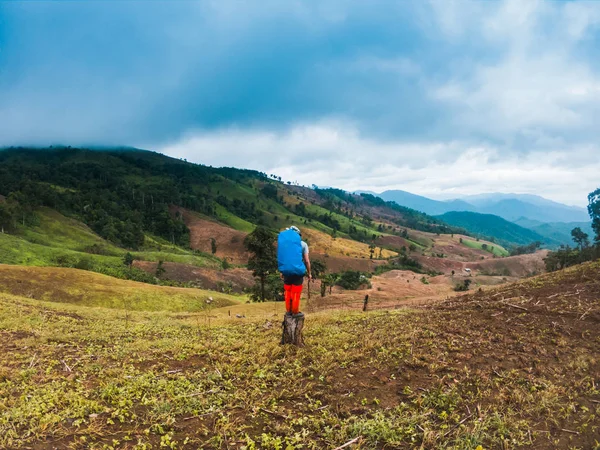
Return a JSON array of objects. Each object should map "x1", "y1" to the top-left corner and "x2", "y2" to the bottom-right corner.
[{"x1": 304, "y1": 252, "x2": 312, "y2": 281}]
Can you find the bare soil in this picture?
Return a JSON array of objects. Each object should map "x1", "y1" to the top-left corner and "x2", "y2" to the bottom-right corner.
[
  {"x1": 173, "y1": 207, "x2": 249, "y2": 264},
  {"x1": 416, "y1": 250, "x2": 548, "y2": 277}
]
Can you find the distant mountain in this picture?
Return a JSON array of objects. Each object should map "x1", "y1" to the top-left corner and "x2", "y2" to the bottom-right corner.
[
  {"x1": 368, "y1": 190, "x2": 589, "y2": 224},
  {"x1": 459, "y1": 193, "x2": 589, "y2": 223},
  {"x1": 436, "y1": 211, "x2": 556, "y2": 248},
  {"x1": 513, "y1": 218, "x2": 594, "y2": 247},
  {"x1": 372, "y1": 190, "x2": 476, "y2": 216}
]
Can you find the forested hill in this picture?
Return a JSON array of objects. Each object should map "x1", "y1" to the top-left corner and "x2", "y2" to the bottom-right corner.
[
  {"x1": 436, "y1": 211, "x2": 557, "y2": 248},
  {"x1": 0, "y1": 147, "x2": 461, "y2": 250}
]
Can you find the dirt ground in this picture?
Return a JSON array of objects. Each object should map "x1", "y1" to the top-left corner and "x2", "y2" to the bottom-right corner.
[
  {"x1": 173, "y1": 207, "x2": 250, "y2": 264},
  {"x1": 416, "y1": 250, "x2": 548, "y2": 277}
]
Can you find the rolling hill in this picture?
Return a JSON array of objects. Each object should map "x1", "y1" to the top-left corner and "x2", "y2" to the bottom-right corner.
[
  {"x1": 513, "y1": 217, "x2": 594, "y2": 246},
  {"x1": 0, "y1": 147, "x2": 480, "y2": 288},
  {"x1": 436, "y1": 211, "x2": 555, "y2": 248},
  {"x1": 0, "y1": 147, "x2": 460, "y2": 246}
]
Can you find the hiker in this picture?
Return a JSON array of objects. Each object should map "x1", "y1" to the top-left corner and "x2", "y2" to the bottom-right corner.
[{"x1": 277, "y1": 226, "x2": 311, "y2": 314}]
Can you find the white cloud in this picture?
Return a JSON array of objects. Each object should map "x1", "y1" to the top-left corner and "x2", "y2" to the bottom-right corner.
[
  {"x1": 159, "y1": 122, "x2": 598, "y2": 207},
  {"x1": 429, "y1": 0, "x2": 600, "y2": 142}
]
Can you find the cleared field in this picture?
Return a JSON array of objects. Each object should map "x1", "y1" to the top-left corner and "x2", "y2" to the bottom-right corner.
[
  {"x1": 174, "y1": 208, "x2": 250, "y2": 264},
  {"x1": 416, "y1": 250, "x2": 547, "y2": 277},
  {"x1": 0, "y1": 264, "x2": 243, "y2": 312},
  {"x1": 134, "y1": 261, "x2": 254, "y2": 293},
  {"x1": 0, "y1": 262, "x2": 598, "y2": 448},
  {"x1": 302, "y1": 228, "x2": 397, "y2": 259}
]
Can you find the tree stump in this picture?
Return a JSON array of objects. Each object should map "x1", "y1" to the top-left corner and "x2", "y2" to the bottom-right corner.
[{"x1": 281, "y1": 312, "x2": 305, "y2": 346}]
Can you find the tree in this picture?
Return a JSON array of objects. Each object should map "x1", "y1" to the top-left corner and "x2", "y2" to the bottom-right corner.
[
  {"x1": 571, "y1": 227, "x2": 590, "y2": 250},
  {"x1": 261, "y1": 183, "x2": 278, "y2": 200},
  {"x1": 454, "y1": 279, "x2": 472, "y2": 292},
  {"x1": 210, "y1": 237, "x2": 217, "y2": 255},
  {"x1": 308, "y1": 259, "x2": 327, "y2": 299},
  {"x1": 589, "y1": 187, "x2": 600, "y2": 242},
  {"x1": 0, "y1": 201, "x2": 14, "y2": 233},
  {"x1": 244, "y1": 226, "x2": 277, "y2": 302},
  {"x1": 369, "y1": 242, "x2": 376, "y2": 259},
  {"x1": 322, "y1": 273, "x2": 340, "y2": 295},
  {"x1": 123, "y1": 252, "x2": 135, "y2": 269},
  {"x1": 155, "y1": 260, "x2": 166, "y2": 278}
]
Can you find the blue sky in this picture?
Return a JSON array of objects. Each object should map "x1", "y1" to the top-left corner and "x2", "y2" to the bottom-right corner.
[{"x1": 1, "y1": 1, "x2": 600, "y2": 206}]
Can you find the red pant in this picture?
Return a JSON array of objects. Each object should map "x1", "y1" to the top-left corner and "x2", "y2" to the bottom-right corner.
[{"x1": 284, "y1": 284, "x2": 303, "y2": 314}]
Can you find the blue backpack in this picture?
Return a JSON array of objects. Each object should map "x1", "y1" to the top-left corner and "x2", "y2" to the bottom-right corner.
[{"x1": 277, "y1": 229, "x2": 306, "y2": 276}]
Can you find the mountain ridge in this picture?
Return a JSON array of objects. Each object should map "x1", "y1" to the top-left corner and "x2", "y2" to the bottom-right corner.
[{"x1": 370, "y1": 189, "x2": 590, "y2": 229}]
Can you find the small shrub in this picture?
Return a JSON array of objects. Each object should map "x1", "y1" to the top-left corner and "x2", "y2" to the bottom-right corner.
[
  {"x1": 454, "y1": 279, "x2": 472, "y2": 291},
  {"x1": 336, "y1": 271, "x2": 371, "y2": 290}
]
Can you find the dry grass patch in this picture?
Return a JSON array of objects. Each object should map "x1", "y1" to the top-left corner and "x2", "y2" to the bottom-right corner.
[{"x1": 0, "y1": 264, "x2": 243, "y2": 312}]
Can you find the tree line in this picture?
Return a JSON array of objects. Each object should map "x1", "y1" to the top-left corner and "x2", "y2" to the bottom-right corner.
[{"x1": 545, "y1": 188, "x2": 600, "y2": 271}]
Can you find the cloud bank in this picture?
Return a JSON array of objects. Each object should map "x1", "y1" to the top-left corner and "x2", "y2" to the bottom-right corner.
[{"x1": 1, "y1": 0, "x2": 599, "y2": 206}]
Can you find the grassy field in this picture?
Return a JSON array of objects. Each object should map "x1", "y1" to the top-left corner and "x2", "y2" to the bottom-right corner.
[
  {"x1": 17, "y1": 207, "x2": 124, "y2": 255},
  {"x1": 0, "y1": 264, "x2": 243, "y2": 312},
  {"x1": 0, "y1": 262, "x2": 598, "y2": 448},
  {"x1": 213, "y1": 204, "x2": 256, "y2": 234},
  {"x1": 0, "y1": 208, "x2": 221, "y2": 276},
  {"x1": 461, "y1": 238, "x2": 509, "y2": 257}
]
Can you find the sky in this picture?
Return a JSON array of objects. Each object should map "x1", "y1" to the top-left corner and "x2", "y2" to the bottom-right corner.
[{"x1": 1, "y1": 1, "x2": 600, "y2": 207}]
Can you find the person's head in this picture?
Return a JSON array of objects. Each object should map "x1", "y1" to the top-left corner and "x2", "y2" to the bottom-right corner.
[{"x1": 289, "y1": 225, "x2": 301, "y2": 236}]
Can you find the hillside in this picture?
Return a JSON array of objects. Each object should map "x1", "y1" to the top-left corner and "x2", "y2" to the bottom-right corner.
[
  {"x1": 0, "y1": 260, "x2": 597, "y2": 448},
  {"x1": 0, "y1": 148, "x2": 461, "y2": 246},
  {"x1": 436, "y1": 210, "x2": 555, "y2": 248},
  {"x1": 0, "y1": 147, "x2": 487, "y2": 288}
]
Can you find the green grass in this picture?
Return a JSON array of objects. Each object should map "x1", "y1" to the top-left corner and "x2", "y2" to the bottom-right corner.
[
  {"x1": 132, "y1": 251, "x2": 220, "y2": 268},
  {"x1": 214, "y1": 204, "x2": 255, "y2": 233},
  {"x1": 17, "y1": 207, "x2": 122, "y2": 255},
  {"x1": 462, "y1": 239, "x2": 509, "y2": 257},
  {"x1": 0, "y1": 231, "x2": 220, "y2": 286},
  {"x1": 0, "y1": 232, "x2": 121, "y2": 267},
  {"x1": 1, "y1": 208, "x2": 221, "y2": 272}
]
